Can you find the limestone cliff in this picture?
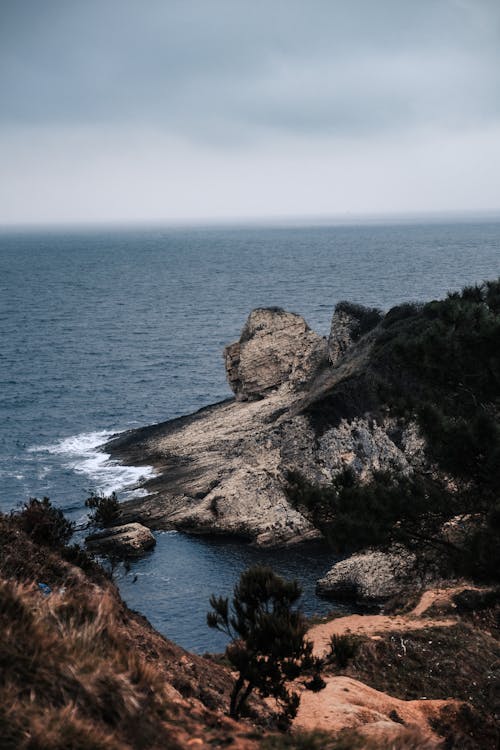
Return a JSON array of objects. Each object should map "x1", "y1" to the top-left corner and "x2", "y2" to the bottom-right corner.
[
  {"x1": 224, "y1": 307, "x2": 328, "y2": 400},
  {"x1": 104, "y1": 304, "x2": 426, "y2": 546}
]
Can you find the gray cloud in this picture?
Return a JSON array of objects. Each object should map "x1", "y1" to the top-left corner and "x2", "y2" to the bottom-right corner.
[
  {"x1": 1, "y1": 0, "x2": 500, "y2": 138},
  {"x1": 1, "y1": 0, "x2": 499, "y2": 223}
]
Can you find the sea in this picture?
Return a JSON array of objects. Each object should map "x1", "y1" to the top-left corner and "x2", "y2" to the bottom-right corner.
[{"x1": 1, "y1": 220, "x2": 499, "y2": 652}]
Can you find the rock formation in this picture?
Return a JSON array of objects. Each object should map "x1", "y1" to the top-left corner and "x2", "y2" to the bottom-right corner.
[
  {"x1": 85, "y1": 522, "x2": 156, "y2": 558},
  {"x1": 328, "y1": 302, "x2": 382, "y2": 365},
  {"x1": 223, "y1": 307, "x2": 328, "y2": 400},
  {"x1": 104, "y1": 302, "x2": 427, "y2": 547},
  {"x1": 316, "y1": 547, "x2": 418, "y2": 602}
]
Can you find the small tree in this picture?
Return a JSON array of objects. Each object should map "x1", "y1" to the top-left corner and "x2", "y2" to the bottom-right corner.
[
  {"x1": 207, "y1": 566, "x2": 314, "y2": 722},
  {"x1": 85, "y1": 491, "x2": 120, "y2": 527},
  {"x1": 13, "y1": 497, "x2": 75, "y2": 548}
]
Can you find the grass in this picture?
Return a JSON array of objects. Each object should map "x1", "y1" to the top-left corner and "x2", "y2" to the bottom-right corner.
[
  {"x1": 349, "y1": 624, "x2": 500, "y2": 709},
  {"x1": 0, "y1": 577, "x2": 185, "y2": 750},
  {"x1": 343, "y1": 624, "x2": 500, "y2": 748},
  {"x1": 259, "y1": 727, "x2": 438, "y2": 750},
  {"x1": 0, "y1": 511, "x2": 262, "y2": 749},
  {"x1": 260, "y1": 729, "x2": 363, "y2": 749}
]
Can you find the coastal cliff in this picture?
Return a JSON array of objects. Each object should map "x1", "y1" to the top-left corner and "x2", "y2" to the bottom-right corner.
[
  {"x1": 4, "y1": 280, "x2": 500, "y2": 749},
  {"x1": 105, "y1": 303, "x2": 425, "y2": 547},
  {"x1": 105, "y1": 279, "x2": 500, "y2": 600}
]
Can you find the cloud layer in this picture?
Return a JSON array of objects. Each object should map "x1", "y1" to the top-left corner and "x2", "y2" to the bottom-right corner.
[{"x1": 1, "y1": 0, "x2": 499, "y2": 223}]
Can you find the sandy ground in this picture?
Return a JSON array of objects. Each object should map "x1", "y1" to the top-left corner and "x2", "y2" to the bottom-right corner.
[
  {"x1": 308, "y1": 610, "x2": 457, "y2": 659},
  {"x1": 293, "y1": 587, "x2": 468, "y2": 745}
]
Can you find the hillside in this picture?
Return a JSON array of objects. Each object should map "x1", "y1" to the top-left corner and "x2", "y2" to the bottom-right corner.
[
  {"x1": 0, "y1": 511, "x2": 263, "y2": 750},
  {"x1": 105, "y1": 280, "x2": 500, "y2": 585},
  {"x1": 4, "y1": 280, "x2": 500, "y2": 748},
  {"x1": 2, "y1": 508, "x2": 499, "y2": 749}
]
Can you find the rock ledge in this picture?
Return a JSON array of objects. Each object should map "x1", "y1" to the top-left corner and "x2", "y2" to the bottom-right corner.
[
  {"x1": 316, "y1": 548, "x2": 417, "y2": 602},
  {"x1": 86, "y1": 522, "x2": 156, "y2": 558}
]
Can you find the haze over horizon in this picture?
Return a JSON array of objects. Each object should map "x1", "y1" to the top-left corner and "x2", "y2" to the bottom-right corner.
[{"x1": 1, "y1": 1, "x2": 500, "y2": 226}]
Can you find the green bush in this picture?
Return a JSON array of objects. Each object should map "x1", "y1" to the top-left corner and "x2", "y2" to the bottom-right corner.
[
  {"x1": 287, "y1": 469, "x2": 455, "y2": 556},
  {"x1": 85, "y1": 492, "x2": 120, "y2": 527},
  {"x1": 381, "y1": 301, "x2": 422, "y2": 327},
  {"x1": 12, "y1": 497, "x2": 74, "y2": 548},
  {"x1": 328, "y1": 634, "x2": 360, "y2": 669},
  {"x1": 207, "y1": 566, "x2": 315, "y2": 723},
  {"x1": 374, "y1": 279, "x2": 500, "y2": 489},
  {"x1": 364, "y1": 278, "x2": 500, "y2": 580}
]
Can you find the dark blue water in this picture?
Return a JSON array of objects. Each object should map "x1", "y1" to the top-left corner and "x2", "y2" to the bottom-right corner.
[{"x1": 1, "y1": 221, "x2": 499, "y2": 651}]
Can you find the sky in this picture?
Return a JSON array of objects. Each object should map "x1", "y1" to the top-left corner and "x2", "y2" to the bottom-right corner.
[{"x1": 1, "y1": 0, "x2": 500, "y2": 225}]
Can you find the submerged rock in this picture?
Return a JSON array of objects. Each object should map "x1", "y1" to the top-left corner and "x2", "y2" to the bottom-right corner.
[
  {"x1": 224, "y1": 307, "x2": 327, "y2": 401},
  {"x1": 86, "y1": 522, "x2": 156, "y2": 558},
  {"x1": 316, "y1": 548, "x2": 417, "y2": 602}
]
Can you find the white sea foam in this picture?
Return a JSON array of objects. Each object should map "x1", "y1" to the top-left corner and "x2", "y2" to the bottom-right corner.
[{"x1": 29, "y1": 430, "x2": 155, "y2": 498}]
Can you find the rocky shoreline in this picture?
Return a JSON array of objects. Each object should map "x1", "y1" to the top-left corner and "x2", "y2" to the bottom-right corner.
[
  {"x1": 102, "y1": 303, "x2": 428, "y2": 600},
  {"x1": 5, "y1": 287, "x2": 499, "y2": 748},
  {"x1": 3, "y1": 507, "x2": 498, "y2": 749}
]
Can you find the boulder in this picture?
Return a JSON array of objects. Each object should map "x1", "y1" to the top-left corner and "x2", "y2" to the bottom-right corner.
[
  {"x1": 316, "y1": 547, "x2": 417, "y2": 602},
  {"x1": 328, "y1": 302, "x2": 382, "y2": 365},
  {"x1": 224, "y1": 308, "x2": 327, "y2": 400},
  {"x1": 440, "y1": 513, "x2": 484, "y2": 548},
  {"x1": 86, "y1": 522, "x2": 156, "y2": 558}
]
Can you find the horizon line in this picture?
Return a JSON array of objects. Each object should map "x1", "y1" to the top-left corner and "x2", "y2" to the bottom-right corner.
[{"x1": 1, "y1": 208, "x2": 500, "y2": 233}]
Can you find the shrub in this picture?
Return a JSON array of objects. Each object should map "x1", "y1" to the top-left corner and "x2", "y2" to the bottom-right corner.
[
  {"x1": 304, "y1": 667, "x2": 326, "y2": 692},
  {"x1": 374, "y1": 279, "x2": 500, "y2": 488},
  {"x1": 12, "y1": 497, "x2": 74, "y2": 548},
  {"x1": 328, "y1": 634, "x2": 360, "y2": 669},
  {"x1": 61, "y1": 544, "x2": 107, "y2": 580},
  {"x1": 368, "y1": 278, "x2": 500, "y2": 581},
  {"x1": 286, "y1": 469, "x2": 456, "y2": 557},
  {"x1": 85, "y1": 492, "x2": 120, "y2": 527},
  {"x1": 207, "y1": 566, "x2": 315, "y2": 723},
  {"x1": 335, "y1": 301, "x2": 383, "y2": 338},
  {"x1": 381, "y1": 301, "x2": 422, "y2": 328}
]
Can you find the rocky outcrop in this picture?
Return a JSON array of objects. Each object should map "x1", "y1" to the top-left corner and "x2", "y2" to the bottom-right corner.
[
  {"x1": 316, "y1": 548, "x2": 418, "y2": 602},
  {"x1": 166, "y1": 464, "x2": 321, "y2": 546},
  {"x1": 105, "y1": 387, "x2": 426, "y2": 546},
  {"x1": 280, "y1": 415, "x2": 425, "y2": 486},
  {"x1": 85, "y1": 522, "x2": 156, "y2": 558},
  {"x1": 104, "y1": 304, "x2": 429, "y2": 547},
  {"x1": 441, "y1": 514, "x2": 484, "y2": 548},
  {"x1": 224, "y1": 308, "x2": 328, "y2": 400},
  {"x1": 328, "y1": 302, "x2": 382, "y2": 365},
  {"x1": 295, "y1": 675, "x2": 456, "y2": 747}
]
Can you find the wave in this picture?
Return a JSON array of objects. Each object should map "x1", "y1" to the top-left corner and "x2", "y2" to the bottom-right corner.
[{"x1": 29, "y1": 430, "x2": 155, "y2": 498}]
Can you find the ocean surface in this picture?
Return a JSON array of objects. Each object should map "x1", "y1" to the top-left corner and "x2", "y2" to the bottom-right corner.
[{"x1": 1, "y1": 221, "x2": 499, "y2": 652}]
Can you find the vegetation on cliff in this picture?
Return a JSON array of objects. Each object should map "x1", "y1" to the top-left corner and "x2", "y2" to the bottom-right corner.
[
  {"x1": 4, "y1": 280, "x2": 500, "y2": 748},
  {"x1": 208, "y1": 566, "x2": 316, "y2": 722},
  {"x1": 5, "y1": 502, "x2": 466, "y2": 749},
  {"x1": 290, "y1": 279, "x2": 500, "y2": 582},
  {"x1": 374, "y1": 279, "x2": 500, "y2": 490},
  {"x1": 0, "y1": 507, "x2": 263, "y2": 749}
]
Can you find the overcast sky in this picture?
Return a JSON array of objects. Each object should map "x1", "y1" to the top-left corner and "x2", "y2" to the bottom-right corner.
[{"x1": 1, "y1": 0, "x2": 499, "y2": 225}]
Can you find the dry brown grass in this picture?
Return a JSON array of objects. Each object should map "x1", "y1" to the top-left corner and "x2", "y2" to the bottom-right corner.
[
  {"x1": 0, "y1": 578, "x2": 185, "y2": 749},
  {"x1": 0, "y1": 513, "x2": 264, "y2": 749},
  {"x1": 341, "y1": 625, "x2": 500, "y2": 749},
  {"x1": 3, "y1": 509, "x2": 498, "y2": 749}
]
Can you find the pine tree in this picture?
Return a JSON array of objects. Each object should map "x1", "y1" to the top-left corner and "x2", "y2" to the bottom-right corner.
[{"x1": 207, "y1": 566, "x2": 313, "y2": 722}]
